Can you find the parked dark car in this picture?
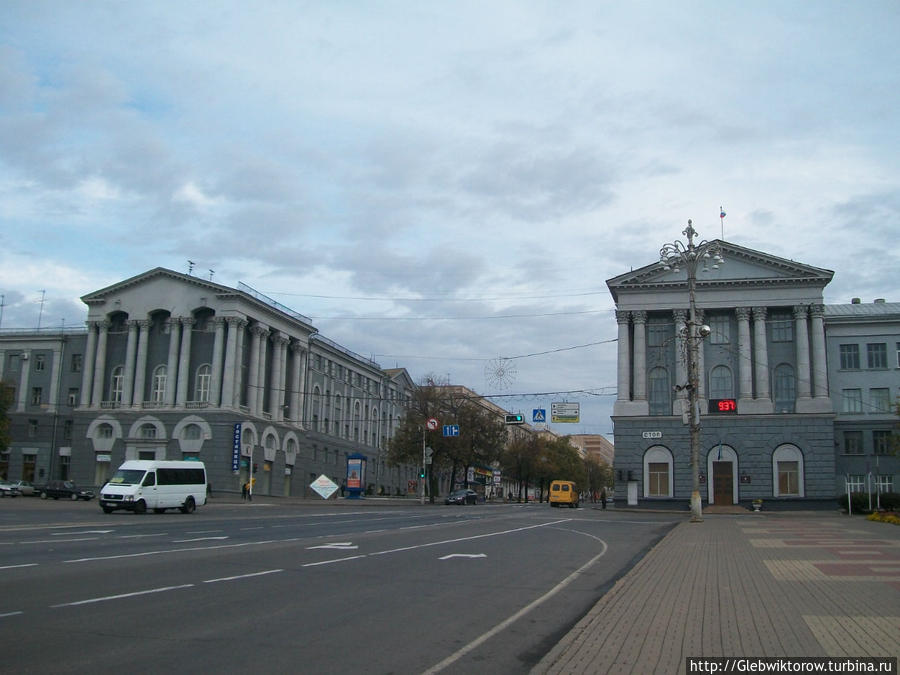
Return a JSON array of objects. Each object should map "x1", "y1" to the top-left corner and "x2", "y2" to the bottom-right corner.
[
  {"x1": 445, "y1": 488, "x2": 478, "y2": 505},
  {"x1": 38, "y1": 480, "x2": 95, "y2": 501}
]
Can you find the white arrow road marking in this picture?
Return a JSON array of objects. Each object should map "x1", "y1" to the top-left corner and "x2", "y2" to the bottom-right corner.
[
  {"x1": 307, "y1": 542, "x2": 358, "y2": 550},
  {"x1": 171, "y1": 536, "x2": 229, "y2": 543},
  {"x1": 439, "y1": 554, "x2": 487, "y2": 560}
]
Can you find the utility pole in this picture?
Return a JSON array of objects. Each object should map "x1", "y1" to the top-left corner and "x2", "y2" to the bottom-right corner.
[{"x1": 659, "y1": 219, "x2": 724, "y2": 523}]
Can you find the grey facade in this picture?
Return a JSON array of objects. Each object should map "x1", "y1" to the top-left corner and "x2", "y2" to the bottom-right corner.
[
  {"x1": 0, "y1": 268, "x2": 418, "y2": 496},
  {"x1": 826, "y1": 300, "x2": 900, "y2": 499},
  {"x1": 607, "y1": 239, "x2": 838, "y2": 507}
]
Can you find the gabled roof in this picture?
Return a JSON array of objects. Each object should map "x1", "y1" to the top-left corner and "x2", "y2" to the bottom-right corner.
[
  {"x1": 606, "y1": 240, "x2": 834, "y2": 303},
  {"x1": 80, "y1": 267, "x2": 317, "y2": 332}
]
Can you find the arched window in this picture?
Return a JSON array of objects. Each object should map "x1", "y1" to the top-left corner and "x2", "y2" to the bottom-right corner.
[
  {"x1": 772, "y1": 444, "x2": 804, "y2": 497},
  {"x1": 773, "y1": 364, "x2": 795, "y2": 413},
  {"x1": 643, "y1": 446, "x2": 674, "y2": 498},
  {"x1": 152, "y1": 365, "x2": 167, "y2": 403},
  {"x1": 98, "y1": 423, "x2": 114, "y2": 439},
  {"x1": 353, "y1": 401, "x2": 361, "y2": 441},
  {"x1": 709, "y1": 365, "x2": 733, "y2": 400},
  {"x1": 110, "y1": 365, "x2": 124, "y2": 404},
  {"x1": 183, "y1": 424, "x2": 202, "y2": 440},
  {"x1": 140, "y1": 423, "x2": 157, "y2": 439},
  {"x1": 195, "y1": 364, "x2": 211, "y2": 402},
  {"x1": 648, "y1": 367, "x2": 670, "y2": 416}
]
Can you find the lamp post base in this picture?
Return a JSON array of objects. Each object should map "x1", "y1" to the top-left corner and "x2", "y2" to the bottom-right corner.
[{"x1": 690, "y1": 491, "x2": 704, "y2": 522}]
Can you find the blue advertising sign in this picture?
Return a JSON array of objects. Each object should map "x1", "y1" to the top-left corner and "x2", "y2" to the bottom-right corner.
[{"x1": 231, "y1": 422, "x2": 242, "y2": 471}]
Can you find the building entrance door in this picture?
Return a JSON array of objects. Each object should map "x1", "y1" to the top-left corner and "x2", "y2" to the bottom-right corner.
[{"x1": 713, "y1": 461, "x2": 734, "y2": 504}]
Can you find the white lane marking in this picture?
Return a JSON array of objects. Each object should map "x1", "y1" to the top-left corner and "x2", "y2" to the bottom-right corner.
[
  {"x1": 171, "y1": 536, "x2": 229, "y2": 543},
  {"x1": 0, "y1": 611, "x2": 24, "y2": 618},
  {"x1": 424, "y1": 532, "x2": 609, "y2": 674},
  {"x1": 439, "y1": 554, "x2": 486, "y2": 560},
  {"x1": 203, "y1": 569, "x2": 284, "y2": 583},
  {"x1": 302, "y1": 555, "x2": 366, "y2": 567},
  {"x1": 185, "y1": 530, "x2": 223, "y2": 534},
  {"x1": 19, "y1": 537, "x2": 99, "y2": 544},
  {"x1": 53, "y1": 530, "x2": 112, "y2": 535},
  {"x1": 240, "y1": 526, "x2": 265, "y2": 531},
  {"x1": 307, "y1": 542, "x2": 358, "y2": 550},
  {"x1": 63, "y1": 538, "x2": 302, "y2": 563},
  {"x1": 0, "y1": 563, "x2": 38, "y2": 570},
  {"x1": 52, "y1": 584, "x2": 195, "y2": 607},
  {"x1": 118, "y1": 533, "x2": 168, "y2": 539}
]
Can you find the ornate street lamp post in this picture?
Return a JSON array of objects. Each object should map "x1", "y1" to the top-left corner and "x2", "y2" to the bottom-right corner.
[{"x1": 659, "y1": 220, "x2": 724, "y2": 523}]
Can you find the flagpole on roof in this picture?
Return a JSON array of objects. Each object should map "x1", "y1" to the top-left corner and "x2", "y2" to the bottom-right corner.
[{"x1": 719, "y1": 206, "x2": 726, "y2": 239}]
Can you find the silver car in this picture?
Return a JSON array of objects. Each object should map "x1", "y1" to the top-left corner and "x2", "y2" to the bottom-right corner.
[{"x1": 0, "y1": 480, "x2": 21, "y2": 497}]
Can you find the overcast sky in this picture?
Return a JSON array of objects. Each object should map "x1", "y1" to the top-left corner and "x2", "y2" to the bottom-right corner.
[{"x1": 2, "y1": 1, "x2": 898, "y2": 437}]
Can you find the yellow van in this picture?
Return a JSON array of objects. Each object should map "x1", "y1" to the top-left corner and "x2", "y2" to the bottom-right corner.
[{"x1": 549, "y1": 480, "x2": 579, "y2": 508}]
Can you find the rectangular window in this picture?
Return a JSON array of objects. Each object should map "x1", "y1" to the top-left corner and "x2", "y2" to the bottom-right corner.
[
  {"x1": 35, "y1": 354, "x2": 45, "y2": 371},
  {"x1": 708, "y1": 315, "x2": 730, "y2": 344},
  {"x1": 869, "y1": 388, "x2": 891, "y2": 413},
  {"x1": 648, "y1": 462, "x2": 669, "y2": 497},
  {"x1": 873, "y1": 430, "x2": 892, "y2": 455},
  {"x1": 28, "y1": 419, "x2": 38, "y2": 438},
  {"x1": 846, "y1": 474, "x2": 865, "y2": 493},
  {"x1": 843, "y1": 431, "x2": 863, "y2": 455},
  {"x1": 839, "y1": 344, "x2": 860, "y2": 370},
  {"x1": 867, "y1": 343, "x2": 887, "y2": 369},
  {"x1": 63, "y1": 420, "x2": 73, "y2": 441},
  {"x1": 71, "y1": 353, "x2": 83, "y2": 372},
  {"x1": 67, "y1": 388, "x2": 79, "y2": 407},
  {"x1": 841, "y1": 389, "x2": 862, "y2": 413},
  {"x1": 777, "y1": 461, "x2": 799, "y2": 496},
  {"x1": 647, "y1": 322, "x2": 669, "y2": 347},
  {"x1": 771, "y1": 312, "x2": 793, "y2": 342},
  {"x1": 58, "y1": 454, "x2": 70, "y2": 480},
  {"x1": 31, "y1": 387, "x2": 43, "y2": 405},
  {"x1": 896, "y1": 342, "x2": 900, "y2": 368},
  {"x1": 876, "y1": 475, "x2": 894, "y2": 493}
]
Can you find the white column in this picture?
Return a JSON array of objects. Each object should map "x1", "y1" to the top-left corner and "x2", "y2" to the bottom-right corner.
[
  {"x1": 164, "y1": 318, "x2": 181, "y2": 407},
  {"x1": 298, "y1": 344, "x2": 309, "y2": 424},
  {"x1": 221, "y1": 317, "x2": 239, "y2": 408},
  {"x1": 752, "y1": 307, "x2": 770, "y2": 402},
  {"x1": 210, "y1": 317, "x2": 225, "y2": 407},
  {"x1": 247, "y1": 324, "x2": 263, "y2": 415},
  {"x1": 132, "y1": 320, "x2": 150, "y2": 408},
  {"x1": 176, "y1": 317, "x2": 194, "y2": 406},
  {"x1": 615, "y1": 311, "x2": 631, "y2": 402},
  {"x1": 91, "y1": 320, "x2": 110, "y2": 407},
  {"x1": 123, "y1": 320, "x2": 139, "y2": 406},
  {"x1": 810, "y1": 304, "x2": 828, "y2": 399},
  {"x1": 233, "y1": 320, "x2": 246, "y2": 408},
  {"x1": 736, "y1": 307, "x2": 753, "y2": 403},
  {"x1": 289, "y1": 342, "x2": 303, "y2": 422},
  {"x1": 256, "y1": 328, "x2": 269, "y2": 416},
  {"x1": 270, "y1": 331, "x2": 287, "y2": 420},
  {"x1": 16, "y1": 349, "x2": 31, "y2": 412},
  {"x1": 632, "y1": 311, "x2": 647, "y2": 401},
  {"x1": 47, "y1": 347, "x2": 62, "y2": 413},
  {"x1": 80, "y1": 321, "x2": 97, "y2": 406},
  {"x1": 794, "y1": 305, "x2": 811, "y2": 401}
]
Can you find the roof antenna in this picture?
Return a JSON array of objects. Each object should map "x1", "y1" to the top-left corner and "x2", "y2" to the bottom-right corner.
[
  {"x1": 719, "y1": 206, "x2": 726, "y2": 239},
  {"x1": 208, "y1": 269, "x2": 215, "y2": 281},
  {"x1": 188, "y1": 260, "x2": 194, "y2": 275}
]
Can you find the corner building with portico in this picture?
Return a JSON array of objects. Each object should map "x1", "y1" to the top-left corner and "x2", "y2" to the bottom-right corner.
[{"x1": 607, "y1": 241, "x2": 836, "y2": 508}]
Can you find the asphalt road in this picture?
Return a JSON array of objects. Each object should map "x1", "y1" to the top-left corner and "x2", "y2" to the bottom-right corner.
[{"x1": 0, "y1": 499, "x2": 679, "y2": 674}]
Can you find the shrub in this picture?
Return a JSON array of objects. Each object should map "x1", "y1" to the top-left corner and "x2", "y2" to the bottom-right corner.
[
  {"x1": 867, "y1": 512, "x2": 900, "y2": 525},
  {"x1": 837, "y1": 492, "x2": 871, "y2": 514},
  {"x1": 878, "y1": 492, "x2": 899, "y2": 511}
]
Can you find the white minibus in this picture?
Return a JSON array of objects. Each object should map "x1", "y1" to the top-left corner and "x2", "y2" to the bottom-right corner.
[{"x1": 99, "y1": 460, "x2": 207, "y2": 514}]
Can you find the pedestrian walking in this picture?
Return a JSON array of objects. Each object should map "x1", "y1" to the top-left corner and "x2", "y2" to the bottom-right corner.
[
  {"x1": 241, "y1": 482, "x2": 248, "y2": 500},
  {"x1": 600, "y1": 487, "x2": 607, "y2": 509}
]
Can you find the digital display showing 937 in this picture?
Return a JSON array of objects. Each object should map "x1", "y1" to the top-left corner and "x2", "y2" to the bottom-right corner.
[{"x1": 709, "y1": 399, "x2": 737, "y2": 413}]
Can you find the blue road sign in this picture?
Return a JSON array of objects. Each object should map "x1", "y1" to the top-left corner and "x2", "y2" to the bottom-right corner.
[
  {"x1": 533, "y1": 409, "x2": 546, "y2": 423},
  {"x1": 443, "y1": 424, "x2": 460, "y2": 437}
]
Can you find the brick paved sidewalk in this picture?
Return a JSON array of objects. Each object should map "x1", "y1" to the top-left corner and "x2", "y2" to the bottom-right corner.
[{"x1": 533, "y1": 513, "x2": 900, "y2": 674}]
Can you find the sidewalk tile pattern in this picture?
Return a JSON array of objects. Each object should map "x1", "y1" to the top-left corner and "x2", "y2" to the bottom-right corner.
[{"x1": 533, "y1": 514, "x2": 900, "y2": 675}]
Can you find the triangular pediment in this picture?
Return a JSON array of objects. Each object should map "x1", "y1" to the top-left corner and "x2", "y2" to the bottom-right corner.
[
  {"x1": 606, "y1": 240, "x2": 833, "y2": 303},
  {"x1": 81, "y1": 267, "x2": 235, "y2": 304}
]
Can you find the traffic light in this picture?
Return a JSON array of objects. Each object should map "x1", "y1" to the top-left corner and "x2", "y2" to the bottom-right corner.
[
  {"x1": 419, "y1": 467, "x2": 426, "y2": 478},
  {"x1": 505, "y1": 414, "x2": 524, "y2": 425}
]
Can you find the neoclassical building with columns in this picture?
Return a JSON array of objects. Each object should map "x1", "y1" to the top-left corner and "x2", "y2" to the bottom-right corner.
[
  {"x1": 0, "y1": 268, "x2": 417, "y2": 496},
  {"x1": 607, "y1": 240, "x2": 837, "y2": 508}
]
